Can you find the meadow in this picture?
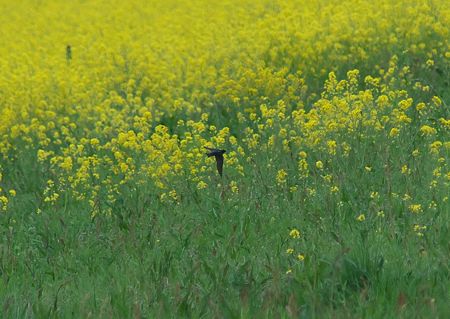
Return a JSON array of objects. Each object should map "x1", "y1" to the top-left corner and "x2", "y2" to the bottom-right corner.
[{"x1": 0, "y1": 0, "x2": 449, "y2": 317}]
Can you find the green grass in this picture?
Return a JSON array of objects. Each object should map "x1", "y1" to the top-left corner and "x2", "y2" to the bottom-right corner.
[{"x1": 2, "y1": 128, "x2": 449, "y2": 318}]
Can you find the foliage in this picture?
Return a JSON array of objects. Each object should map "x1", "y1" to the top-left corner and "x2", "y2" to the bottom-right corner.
[{"x1": 0, "y1": 0, "x2": 449, "y2": 317}]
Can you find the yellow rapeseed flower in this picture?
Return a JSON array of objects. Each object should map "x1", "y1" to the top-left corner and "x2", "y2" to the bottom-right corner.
[
  {"x1": 409, "y1": 204, "x2": 423, "y2": 214},
  {"x1": 276, "y1": 169, "x2": 288, "y2": 185},
  {"x1": 289, "y1": 229, "x2": 300, "y2": 239},
  {"x1": 0, "y1": 196, "x2": 8, "y2": 211},
  {"x1": 389, "y1": 128, "x2": 400, "y2": 137},
  {"x1": 197, "y1": 181, "x2": 207, "y2": 190},
  {"x1": 401, "y1": 165, "x2": 410, "y2": 175},
  {"x1": 420, "y1": 125, "x2": 437, "y2": 136},
  {"x1": 315, "y1": 161, "x2": 324, "y2": 169}
]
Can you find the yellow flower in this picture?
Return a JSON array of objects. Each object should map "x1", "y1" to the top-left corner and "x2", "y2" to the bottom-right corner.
[
  {"x1": 44, "y1": 193, "x2": 59, "y2": 203},
  {"x1": 306, "y1": 187, "x2": 316, "y2": 197},
  {"x1": 413, "y1": 224, "x2": 427, "y2": 232},
  {"x1": 297, "y1": 254, "x2": 305, "y2": 261},
  {"x1": 37, "y1": 149, "x2": 50, "y2": 162},
  {"x1": 286, "y1": 269, "x2": 292, "y2": 275},
  {"x1": 420, "y1": 125, "x2": 437, "y2": 136},
  {"x1": 230, "y1": 181, "x2": 239, "y2": 193},
  {"x1": 409, "y1": 204, "x2": 422, "y2": 214},
  {"x1": 370, "y1": 191, "x2": 379, "y2": 199},
  {"x1": 413, "y1": 224, "x2": 427, "y2": 237},
  {"x1": 439, "y1": 118, "x2": 450, "y2": 128},
  {"x1": 286, "y1": 248, "x2": 294, "y2": 254},
  {"x1": 429, "y1": 141, "x2": 442, "y2": 154},
  {"x1": 289, "y1": 229, "x2": 300, "y2": 239},
  {"x1": 401, "y1": 165, "x2": 410, "y2": 175},
  {"x1": 197, "y1": 181, "x2": 207, "y2": 190},
  {"x1": 168, "y1": 190, "x2": 178, "y2": 201},
  {"x1": 298, "y1": 151, "x2": 307, "y2": 159},
  {"x1": 9, "y1": 189, "x2": 16, "y2": 197},
  {"x1": 327, "y1": 140, "x2": 337, "y2": 155},
  {"x1": 432, "y1": 96, "x2": 442, "y2": 107},
  {"x1": 416, "y1": 102, "x2": 426, "y2": 112},
  {"x1": 298, "y1": 159, "x2": 308, "y2": 174},
  {"x1": 60, "y1": 157, "x2": 73, "y2": 171},
  {"x1": 356, "y1": 214, "x2": 365, "y2": 222},
  {"x1": 276, "y1": 169, "x2": 288, "y2": 185},
  {"x1": 389, "y1": 128, "x2": 400, "y2": 137},
  {"x1": 0, "y1": 196, "x2": 8, "y2": 210},
  {"x1": 432, "y1": 168, "x2": 441, "y2": 178},
  {"x1": 315, "y1": 161, "x2": 323, "y2": 169},
  {"x1": 119, "y1": 163, "x2": 128, "y2": 173},
  {"x1": 90, "y1": 138, "x2": 100, "y2": 146}
]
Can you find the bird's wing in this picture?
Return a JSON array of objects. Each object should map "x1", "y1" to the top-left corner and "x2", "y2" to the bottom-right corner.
[
  {"x1": 204, "y1": 146, "x2": 216, "y2": 157},
  {"x1": 215, "y1": 155, "x2": 224, "y2": 177}
]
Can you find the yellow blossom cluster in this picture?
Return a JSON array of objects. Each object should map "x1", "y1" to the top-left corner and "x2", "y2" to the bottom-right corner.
[
  {"x1": 0, "y1": 0, "x2": 447, "y2": 223},
  {"x1": 286, "y1": 228, "x2": 305, "y2": 274}
]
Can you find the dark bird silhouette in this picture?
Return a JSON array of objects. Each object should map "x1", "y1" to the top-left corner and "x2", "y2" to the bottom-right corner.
[
  {"x1": 205, "y1": 147, "x2": 226, "y2": 177},
  {"x1": 66, "y1": 45, "x2": 72, "y2": 63}
]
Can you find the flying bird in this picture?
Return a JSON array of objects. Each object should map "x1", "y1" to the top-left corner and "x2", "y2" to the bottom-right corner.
[{"x1": 205, "y1": 147, "x2": 226, "y2": 177}]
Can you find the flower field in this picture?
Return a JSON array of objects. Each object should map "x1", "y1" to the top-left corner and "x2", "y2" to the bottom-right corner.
[{"x1": 0, "y1": 0, "x2": 449, "y2": 317}]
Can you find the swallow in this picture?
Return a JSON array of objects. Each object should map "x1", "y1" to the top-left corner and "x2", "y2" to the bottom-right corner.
[{"x1": 205, "y1": 147, "x2": 226, "y2": 177}]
